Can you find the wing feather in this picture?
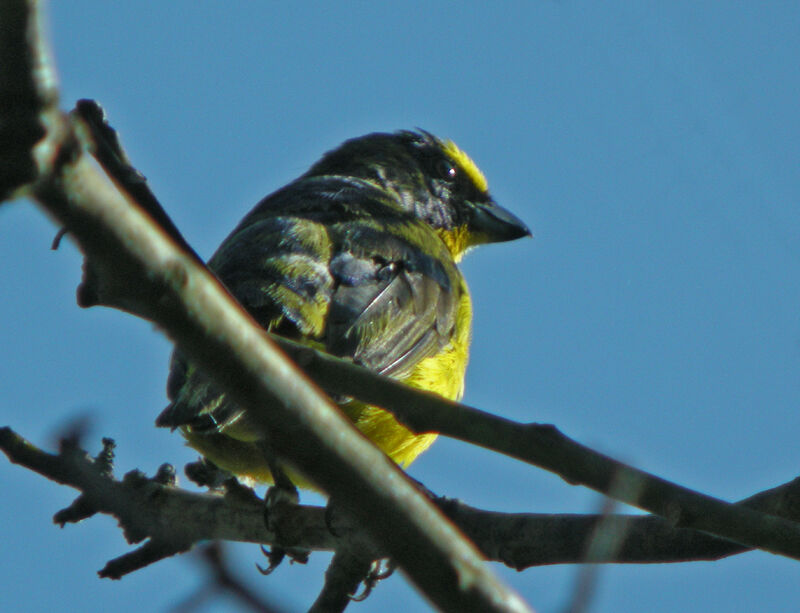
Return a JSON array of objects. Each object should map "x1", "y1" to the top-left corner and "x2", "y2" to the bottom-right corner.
[{"x1": 157, "y1": 179, "x2": 462, "y2": 434}]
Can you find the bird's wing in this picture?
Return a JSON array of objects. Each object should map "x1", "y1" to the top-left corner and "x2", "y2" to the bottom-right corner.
[
  {"x1": 325, "y1": 219, "x2": 460, "y2": 380},
  {"x1": 158, "y1": 187, "x2": 461, "y2": 432},
  {"x1": 158, "y1": 214, "x2": 335, "y2": 431}
]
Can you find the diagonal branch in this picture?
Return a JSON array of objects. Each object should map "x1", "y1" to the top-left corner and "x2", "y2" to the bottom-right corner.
[
  {"x1": 0, "y1": 0, "x2": 59, "y2": 200},
  {"x1": 271, "y1": 334, "x2": 800, "y2": 562}
]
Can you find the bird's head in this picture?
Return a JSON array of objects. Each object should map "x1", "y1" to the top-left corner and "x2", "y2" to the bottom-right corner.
[{"x1": 305, "y1": 130, "x2": 531, "y2": 260}]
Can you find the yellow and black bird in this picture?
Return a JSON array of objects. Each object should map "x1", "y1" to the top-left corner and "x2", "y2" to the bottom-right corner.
[{"x1": 156, "y1": 130, "x2": 529, "y2": 485}]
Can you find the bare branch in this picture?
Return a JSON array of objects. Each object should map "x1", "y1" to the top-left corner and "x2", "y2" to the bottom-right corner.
[
  {"x1": 0, "y1": 0, "x2": 59, "y2": 200},
  {"x1": 272, "y1": 334, "x2": 800, "y2": 562},
  {"x1": 6, "y1": 426, "x2": 800, "y2": 573},
  {"x1": 0, "y1": 427, "x2": 336, "y2": 564}
]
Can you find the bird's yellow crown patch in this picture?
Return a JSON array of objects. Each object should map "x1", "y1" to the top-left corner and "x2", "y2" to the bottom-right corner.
[{"x1": 441, "y1": 139, "x2": 489, "y2": 194}]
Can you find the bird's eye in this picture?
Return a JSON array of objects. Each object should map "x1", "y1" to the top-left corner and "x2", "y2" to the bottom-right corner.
[{"x1": 436, "y1": 158, "x2": 457, "y2": 182}]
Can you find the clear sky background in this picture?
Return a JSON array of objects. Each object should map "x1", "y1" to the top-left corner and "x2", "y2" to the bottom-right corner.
[{"x1": 2, "y1": 3, "x2": 799, "y2": 612}]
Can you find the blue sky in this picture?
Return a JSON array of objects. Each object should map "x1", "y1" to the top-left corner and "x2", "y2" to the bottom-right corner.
[{"x1": 2, "y1": 3, "x2": 799, "y2": 612}]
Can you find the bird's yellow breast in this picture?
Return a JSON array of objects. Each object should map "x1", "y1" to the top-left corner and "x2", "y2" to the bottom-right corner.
[{"x1": 340, "y1": 278, "x2": 472, "y2": 467}]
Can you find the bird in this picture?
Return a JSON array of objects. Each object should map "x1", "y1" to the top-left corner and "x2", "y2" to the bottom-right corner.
[{"x1": 156, "y1": 129, "x2": 530, "y2": 488}]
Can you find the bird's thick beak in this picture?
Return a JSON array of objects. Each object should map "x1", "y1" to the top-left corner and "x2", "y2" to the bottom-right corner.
[{"x1": 468, "y1": 197, "x2": 532, "y2": 245}]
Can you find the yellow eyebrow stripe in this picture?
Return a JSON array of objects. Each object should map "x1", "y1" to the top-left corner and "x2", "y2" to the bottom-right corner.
[{"x1": 441, "y1": 139, "x2": 489, "y2": 193}]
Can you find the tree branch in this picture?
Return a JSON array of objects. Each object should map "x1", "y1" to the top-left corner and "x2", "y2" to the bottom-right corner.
[
  {"x1": 271, "y1": 333, "x2": 800, "y2": 563},
  {"x1": 6, "y1": 426, "x2": 800, "y2": 574},
  {"x1": 0, "y1": 0, "x2": 59, "y2": 200}
]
